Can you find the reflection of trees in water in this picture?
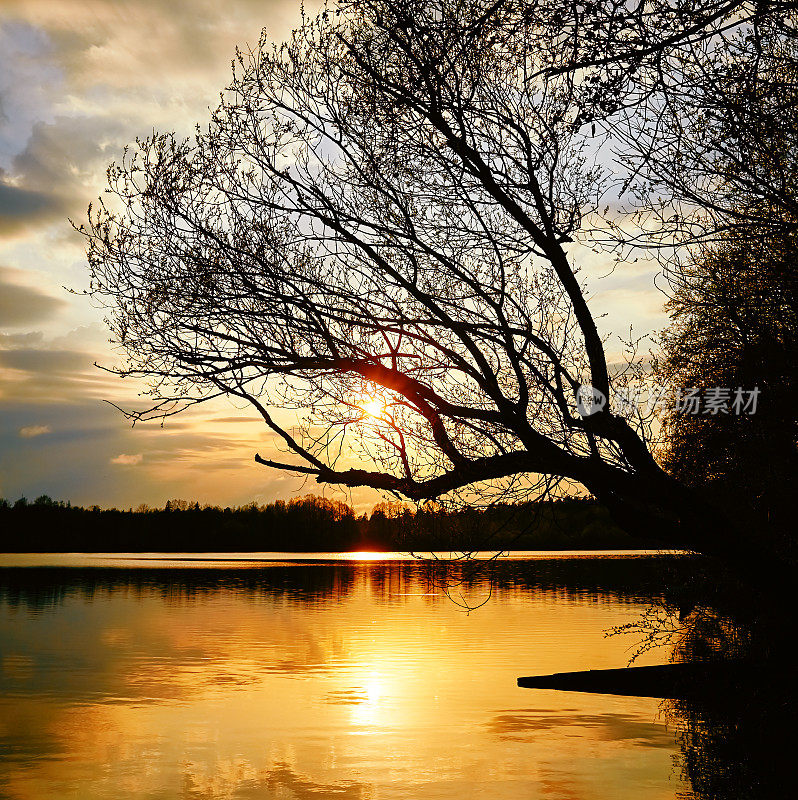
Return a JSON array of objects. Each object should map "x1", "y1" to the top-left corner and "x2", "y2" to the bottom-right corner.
[
  {"x1": 665, "y1": 627, "x2": 794, "y2": 800},
  {"x1": 666, "y1": 690, "x2": 793, "y2": 800},
  {"x1": 0, "y1": 565, "x2": 357, "y2": 611},
  {"x1": 621, "y1": 569, "x2": 796, "y2": 800},
  {"x1": 0, "y1": 556, "x2": 689, "y2": 612}
]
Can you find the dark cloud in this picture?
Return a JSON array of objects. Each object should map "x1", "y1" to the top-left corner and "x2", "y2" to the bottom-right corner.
[
  {"x1": 0, "y1": 114, "x2": 132, "y2": 234},
  {"x1": 0, "y1": 333, "x2": 120, "y2": 404},
  {"x1": 0, "y1": 347, "x2": 88, "y2": 375},
  {"x1": 13, "y1": 116, "x2": 128, "y2": 188},
  {"x1": 0, "y1": 267, "x2": 66, "y2": 326},
  {"x1": 0, "y1": 2, "x2": 315, "y2": 236},
  {"x1": 0, "y1": 179, "x2": 64, "y2": 235},
  {"x1": 0, "y1": 331, "x2": 45, "y2": 347},
  {"x1": 0, "y1": 396, "x2": 302, "y2": 508}
]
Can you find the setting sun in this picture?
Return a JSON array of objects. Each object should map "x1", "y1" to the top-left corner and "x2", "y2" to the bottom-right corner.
[
  {"x1": 360, "y1": 398, "x2": 385, "y2": 418},
  {"x1": 347, "y1": 551, "x2": 389, "y2": 561}
]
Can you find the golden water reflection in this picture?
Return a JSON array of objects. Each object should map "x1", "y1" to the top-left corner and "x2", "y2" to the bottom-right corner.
[{"x1": 0, "y1": 555, "x2": 691, "y2": 799}]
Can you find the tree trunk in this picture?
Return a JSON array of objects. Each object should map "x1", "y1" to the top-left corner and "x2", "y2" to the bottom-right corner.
[{"x1": 589, "y1": 464, "x2": 795, "y2": 599}]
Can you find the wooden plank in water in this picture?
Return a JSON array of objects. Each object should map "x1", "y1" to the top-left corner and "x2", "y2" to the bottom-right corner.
[{"x1": 517, "y1": 661, "x2": 753, "y2": 699}]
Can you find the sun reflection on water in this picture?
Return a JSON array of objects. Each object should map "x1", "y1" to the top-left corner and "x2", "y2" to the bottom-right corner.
[
  {"x1": 349, "y1": 673, "x2": 387, "y2": 727},
  {"x1": 0, "y1": 556, "x2": 692, "y2": 799}
]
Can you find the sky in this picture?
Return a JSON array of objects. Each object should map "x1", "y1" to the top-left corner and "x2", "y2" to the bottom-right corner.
[{"x1": 0, "y1": 0, "x2": 668, "y2": 511}]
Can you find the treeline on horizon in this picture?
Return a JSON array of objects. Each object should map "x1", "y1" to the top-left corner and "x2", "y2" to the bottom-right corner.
[{"x1": 0, "y1": 494, "x2": 656, "y2": 553}]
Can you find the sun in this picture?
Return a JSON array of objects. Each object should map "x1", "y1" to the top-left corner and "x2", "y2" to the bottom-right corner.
[{"x1": 360, "y1": 398, "x2": 385, "y2": 418}]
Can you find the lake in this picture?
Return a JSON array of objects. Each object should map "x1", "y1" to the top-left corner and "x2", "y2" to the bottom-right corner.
[{"x1": 0, "y1": 553, "x2": 695, "y2": 799}]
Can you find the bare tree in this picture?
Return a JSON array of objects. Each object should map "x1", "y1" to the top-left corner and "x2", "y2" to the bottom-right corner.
[{"x1": 81, "y1": 0, "x2": 786, "y2": 562}]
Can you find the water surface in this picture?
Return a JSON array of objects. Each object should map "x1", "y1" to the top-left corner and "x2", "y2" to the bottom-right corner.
[{"x1": 0, "y1": 553, "x2": 691, "y2": 799}]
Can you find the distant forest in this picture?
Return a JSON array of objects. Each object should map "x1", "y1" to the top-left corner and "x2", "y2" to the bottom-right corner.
[{"x1": 0, "y1": 494, "x2": 660, "y2": 553}]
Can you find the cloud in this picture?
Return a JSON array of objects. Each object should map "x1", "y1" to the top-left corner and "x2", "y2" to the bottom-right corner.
[
  {"x1": 0, "y1": 0, "x2": 323, "y2": 244},
  {"x1": 0, "y1": 331, "x2": 120, "y2": 404},
  {"x1": 0, "y1": 179, "x2": 65, "y2": 235},
  {"x1": 110, "y1": 453, "x2": 143, "y2": 465},
  {"x1": 0, "y1": 114, "x2": 134, "y2": 237},
  {"x1": 1, "y1": 1, "x2": 313, "y2": 92},
  {"x1": 0, "y1": 1, "x2": 367, "y2": 510},
  {"x1": 19, "y1": 424, "x2": 51, "y2": 438},
  {"x1": 0, "y1": 21, "x2": 61, "y2": 170},
  {"x1": 0, "y1": 393, "x2": 354, "y2": 510},
  {"x1": 0, "y1": 347, "x2": 90, "y2": 375},
  {"x1": 0, "y1": 345, "x2": 108, "y2": 404},
  {"x1": 0, "y1": 266, "x2": 66, "y2": 326}
]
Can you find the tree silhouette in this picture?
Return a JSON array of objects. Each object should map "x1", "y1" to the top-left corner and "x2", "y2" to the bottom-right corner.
[
  {"x1": 82, "y1": 0, "x2": 789, "y2": 562},
  {"x1": 646, "y1": 13, "x2": 798, "y2": 563},
  {"x1": 658, "y1": 226, "x2": 798, "y2": 559}
]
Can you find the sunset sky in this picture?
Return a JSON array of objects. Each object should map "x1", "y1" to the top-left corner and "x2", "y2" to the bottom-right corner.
[{"x1": 0, "y1": 0, "x2": 667, "y2": 510}]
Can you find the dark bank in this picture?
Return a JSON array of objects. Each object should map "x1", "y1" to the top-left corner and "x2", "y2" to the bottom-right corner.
[{"x1": 0, "y1": 494, "x2": 657, "y2": 553}]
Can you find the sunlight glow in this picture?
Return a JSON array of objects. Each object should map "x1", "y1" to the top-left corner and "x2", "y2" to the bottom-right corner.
[
  {"x1": 350, "y1": 674, "x2": 387, "y2": 727},
  {"x1": 347, "y1": 551, "x2": 387, "y2": 561},
  {"x1": 360, "y1": 398, "x2": 385, "y2": 418}
]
